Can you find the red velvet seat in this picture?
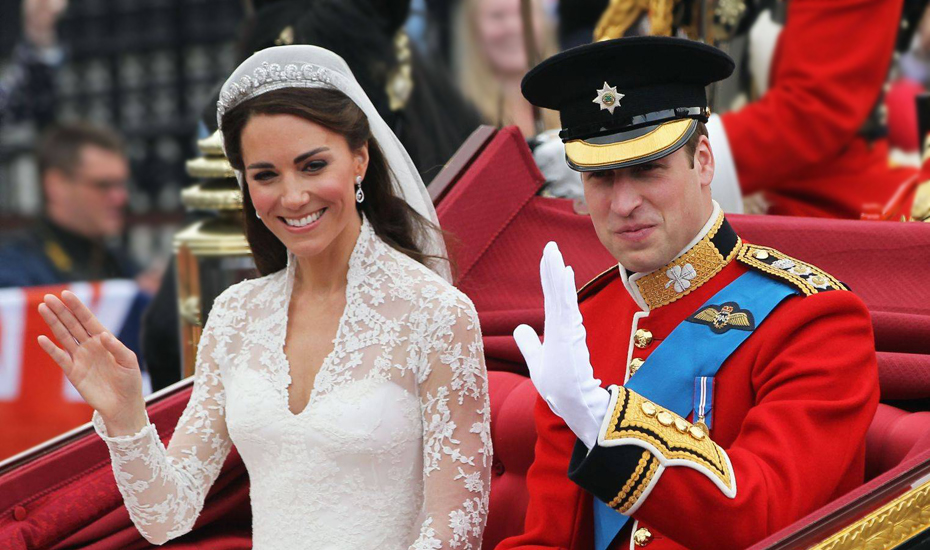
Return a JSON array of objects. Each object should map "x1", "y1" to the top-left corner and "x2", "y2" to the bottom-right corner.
[
  {"x1": 486, "y1": 372, "x2": 537, "y2": 550},
  {"x1": 865, "y1": 404, "x2": 930, "y2": 481},
  {"x1": 0, "y1": 383, "x2": 252, "y2": 549}
]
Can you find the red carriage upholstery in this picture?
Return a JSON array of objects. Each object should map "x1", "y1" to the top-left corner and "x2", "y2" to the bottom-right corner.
[
  {"x1": 0, "y1": 384, "x2": 251, "y2": 549},
  {"x1": 866, "y1": 404, "x2": 930, "y2": 481},
  {"x1": 485, "y1": 372, "x2": 537, "y2": 549},
  {"x1": 2, "y1": 126, "x2": 930, "y2": 549}
]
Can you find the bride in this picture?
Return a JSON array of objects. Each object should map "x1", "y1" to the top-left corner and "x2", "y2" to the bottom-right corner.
[{"x1": 36, "y1": 45, "x2": 491, "y2": 549}]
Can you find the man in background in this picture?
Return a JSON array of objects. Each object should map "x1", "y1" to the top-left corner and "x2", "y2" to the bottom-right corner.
[{"x1": 0, "y1": 122, "x2": 139, "y2": 287}]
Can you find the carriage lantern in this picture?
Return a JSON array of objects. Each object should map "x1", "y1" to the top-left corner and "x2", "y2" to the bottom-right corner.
[{"x1": 174, "y1": 131, "x2": 255, "y2": 379}]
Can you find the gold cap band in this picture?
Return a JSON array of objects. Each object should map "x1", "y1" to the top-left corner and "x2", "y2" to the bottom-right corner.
[{"x1": 565, "y1": 119, "x2": 694, "y2": 170}]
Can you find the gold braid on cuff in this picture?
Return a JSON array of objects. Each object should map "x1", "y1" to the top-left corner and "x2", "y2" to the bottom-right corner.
[{"x1": 607, "y1": 450, "x2": 661, "y2": 513}]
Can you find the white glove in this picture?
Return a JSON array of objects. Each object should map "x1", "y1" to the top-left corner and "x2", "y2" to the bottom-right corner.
[{"x1": 514, "y1": 241, "x2": 611, "y2": 449}]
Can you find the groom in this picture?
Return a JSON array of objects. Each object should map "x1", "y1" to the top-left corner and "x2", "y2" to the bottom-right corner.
[{"x1": 496, "y1": 37, "x2": 879, "y2": 550}]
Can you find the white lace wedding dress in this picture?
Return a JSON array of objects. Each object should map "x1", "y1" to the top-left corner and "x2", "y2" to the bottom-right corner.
[{"x1": 93, "y1": 218, "x2": 492, "y2": 549}]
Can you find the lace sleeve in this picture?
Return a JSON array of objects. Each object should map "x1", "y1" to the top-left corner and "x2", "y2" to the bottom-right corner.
[
  {"x1": 411, "y1": 293, "x2": 492, "y2": 550},
  {"x1": 93, "y1": 291, "x2": 237, "y2": 545}
]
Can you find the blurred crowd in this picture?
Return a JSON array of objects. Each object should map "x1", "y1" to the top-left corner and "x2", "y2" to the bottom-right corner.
[{"x1": 1, "y1": 0, "x2": 928, "y2": 456}]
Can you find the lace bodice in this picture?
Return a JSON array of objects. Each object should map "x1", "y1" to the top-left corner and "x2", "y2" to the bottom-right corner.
[{"x1": 94, "y1": 219, "x2": 491, "y2": 549}]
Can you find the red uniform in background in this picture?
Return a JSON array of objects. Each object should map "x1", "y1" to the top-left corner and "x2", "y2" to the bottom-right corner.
[
  {"x1": 496, "y1": 215, "x2": 879, "y2": 550},
  {"x1": 720, "y1": 0, "x2": 915, "y2": 218}
]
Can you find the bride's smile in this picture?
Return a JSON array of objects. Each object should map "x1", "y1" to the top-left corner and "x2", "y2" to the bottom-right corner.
[{"x1": 281, "y1": 207, "x2": 325, "y2": 229}]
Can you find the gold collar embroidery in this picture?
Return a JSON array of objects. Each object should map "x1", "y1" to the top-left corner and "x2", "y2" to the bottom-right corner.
[{"x1": 632, "y1": 212, "x2": 740, "y2": 310}]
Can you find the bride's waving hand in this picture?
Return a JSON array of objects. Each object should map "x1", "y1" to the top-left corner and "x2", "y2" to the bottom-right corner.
[
  {"x1": 37, "y1": 291, "x2": 146, "y2": 433},
  {"x1": 38, "y1": 289, "x2": 234, "y2": 545}
]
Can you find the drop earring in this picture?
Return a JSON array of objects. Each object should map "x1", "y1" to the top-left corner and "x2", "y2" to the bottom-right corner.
[{"x1": 355, "y1": 175, "x2": 365, "y2": 203}]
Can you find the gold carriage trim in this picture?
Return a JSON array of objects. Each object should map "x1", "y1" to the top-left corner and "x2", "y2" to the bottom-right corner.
[
  {"x1": 603, "y1": 386, "x2": 735, "y2": 494},
  {"x1": 809, "y1": 477, "x2": 930, "y2": 550},
  {"x1": 737, "y1": 244, "x2": 846, "y2": 296},
  {"x1": 634, "y1": 211, "x2": 741, "y2": 309}
]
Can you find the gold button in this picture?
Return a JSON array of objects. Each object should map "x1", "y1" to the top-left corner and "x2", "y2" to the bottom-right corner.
[
  {"x1": 634, "y1": 329, "x2": 653, "y2": 348},
  {"x1": 754, "y1": 250, "x2": 770, "y2": 260},
  {"x1": 809, "y1": 275, "x2": 828, "y2": 287},
  {"x1": 689, "y1": 425, "x2": 706, "y2": 440},
  {"x1": 674, "y1": 418, "x2": 690, "y2": 433},
  {"x1": 633, "y1": 527, "x2": 653, "y2": 546},
  {"x1": 656, "y1": 411, "x2": 674, "y2": 426},
  {"x1": 641, "y1": 401, "x2": 657, "y2": 417},
  {"x1": 629, "y1": 357, "x2": 645, "y2": 376}
]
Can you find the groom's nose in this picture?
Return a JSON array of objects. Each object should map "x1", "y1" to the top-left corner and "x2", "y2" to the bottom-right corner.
[{"x1": 607, "y1": 178, "x2": 645, "y2": 219}]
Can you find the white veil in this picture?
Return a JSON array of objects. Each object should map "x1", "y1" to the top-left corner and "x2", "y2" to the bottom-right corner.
[{"x1": 217, "y1": 45, "x2": 451, "y2": 282}]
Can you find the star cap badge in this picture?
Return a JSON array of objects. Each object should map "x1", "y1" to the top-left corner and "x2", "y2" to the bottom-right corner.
[{"x1": 593, "y1": 82, "x2": 624, "y2": 115}]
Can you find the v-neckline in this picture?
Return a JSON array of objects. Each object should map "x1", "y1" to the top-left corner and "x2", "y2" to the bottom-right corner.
[
  {"x1": 278, "y1": 220, "x2": 366, "y2": 418},
  {"x1": 281, "y1": 291, "x2": 346, "y2": 418}
]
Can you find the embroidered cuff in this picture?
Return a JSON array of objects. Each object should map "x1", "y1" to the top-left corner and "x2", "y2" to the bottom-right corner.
[
  {"x1": 92, "y1": 409, "x2": 156, "y2": 448},
  {"x1": 568, "y1": 385, "x2": 736, "y2": 514},
  {"x1": 568, "y1": 437, "x2": 661, "y2": 514}
]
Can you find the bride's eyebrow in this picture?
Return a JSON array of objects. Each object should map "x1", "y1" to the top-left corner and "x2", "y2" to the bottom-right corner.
[
  {"x1": 293, "y1": 147, "x2": 329, "y2": 165},
  {"x1": 245, "y1": 147, "x2": 330, "y2": 170}
]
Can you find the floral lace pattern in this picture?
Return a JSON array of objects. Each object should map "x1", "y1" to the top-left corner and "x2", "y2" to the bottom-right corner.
[{"x1": 94, "y1": 218, "x2": 491, "y2": 549}]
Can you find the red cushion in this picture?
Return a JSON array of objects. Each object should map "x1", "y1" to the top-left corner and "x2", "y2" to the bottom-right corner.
[
  {"x1": 485, "y1": 372, "x2": 538, "y2": 550},
  {"x1": 864, "y1": 403, "x2": 930, "y2": 481},
  {"x1": 0, "y1": 385, "x2": 251, "y2": 549}
]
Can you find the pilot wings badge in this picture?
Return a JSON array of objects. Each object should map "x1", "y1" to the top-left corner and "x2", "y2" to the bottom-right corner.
[{"x1": 687, "y1": 301, "x2": 756, "y2": 334}]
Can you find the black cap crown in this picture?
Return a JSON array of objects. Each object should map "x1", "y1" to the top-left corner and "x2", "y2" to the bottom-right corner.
[{"x1": 522, "y1": 36, "x2": 735, "y2": 171}]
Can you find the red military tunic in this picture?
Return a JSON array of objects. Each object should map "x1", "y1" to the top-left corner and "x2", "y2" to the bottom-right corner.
[
  {"x1": 496, "y1": 212, "x2": 878, "y2": 550},
  {"x1": 721, "y1": 0, "x2": 915, "y2": 219}
]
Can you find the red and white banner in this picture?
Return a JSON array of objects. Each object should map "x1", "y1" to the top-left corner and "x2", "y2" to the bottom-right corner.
[{"x1": 0, "y1": 280, "x2": 151, "y2": 460}]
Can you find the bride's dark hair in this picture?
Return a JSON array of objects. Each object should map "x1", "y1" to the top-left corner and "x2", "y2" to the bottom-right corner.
[{"x1": 221, "y1": 87, "x2": 446, "y2": 276}]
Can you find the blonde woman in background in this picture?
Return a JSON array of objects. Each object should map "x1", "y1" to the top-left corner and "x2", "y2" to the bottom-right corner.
[{"x1": 456, "y1": 0, "x2": 560, "y2": 137}]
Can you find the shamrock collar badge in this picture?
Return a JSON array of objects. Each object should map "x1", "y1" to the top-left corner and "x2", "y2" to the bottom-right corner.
[
  {"x1": 665, "y1": 263, "x2": 697, "y2": 293},
  {"x1": 593, "y1": 81, "x2": 624, "y2": 115}
]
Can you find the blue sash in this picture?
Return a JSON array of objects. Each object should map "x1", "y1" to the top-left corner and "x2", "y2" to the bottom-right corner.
[{"x1": 593, "y1": 270, "x2": 796, "y2": 550}]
